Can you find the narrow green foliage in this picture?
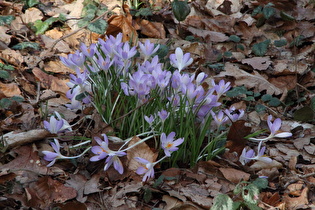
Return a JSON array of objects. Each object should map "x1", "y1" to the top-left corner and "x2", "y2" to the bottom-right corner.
[
  {"x1": 290, "y1": 35, "x2": 305, "y2": 47},
  {"x1": 172, "y1": 0, "x2": 191, "y2": 22},
  {"x1": 0, "y1": 15, "x2": 15, "y2": 26},
  {"x1": 252, "y1": 39, "x2": 270, "y2": 56}
]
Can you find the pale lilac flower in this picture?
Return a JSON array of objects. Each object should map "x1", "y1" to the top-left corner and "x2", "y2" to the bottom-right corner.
[
  {"x1": 267, "y1": 115, "x2": 292, "y2": 138},
  {"x1": 239, "y1": 146, "x2": 272, "y2": 165},
  {"x1": 144, "y1": 115, "x2": 155, "y2": 125},
  {"x1": 115, "y1": 42, "x2": 137, "y2": 60},
  {"x1": 186, "y1": 83, "x2": 205, "y2": 104},
  {"x1": 196, "y1": 72, "x2": 207, "y2": 86},
  {"x1": 169, "y1": 47, "x2": 193, "y2": 72},
  {"x1": 224, "y1": 106, "x2": 244, "y2": 122},
  {"x1": 211, "y1": 79, "x2": 231, "y2": 98},
  {"x1": 80, "y1": 43, "x2": 96, "y2": 58},
  {"x1": 43, "y1": 112, "x2": 72, "y2": 134},
  {"x1": 42, "y1": 139, "x2": 67, "y2": 167},
  {"x1": 158, "y1": 110, "x2": 169, "y2": 122},
  {"x1": 139, "y1": 39, "x2": 160, "y2": 60},
  {"x1": 135, "y1": 157, "x2": 156, "y2": 182},
  {"x1": 210, "y1": 110, "x2": 229, "y2": 127},
  {"x1": 69, "y1": 68, "x2": 89, "y2": 86},
  {"x1": 160, "y1": 132, "x2": 184, "y2": 157},
  {"x1": 90, "y1": 134, "x2": 126, "y2": 174},
  {"x1": 60, "y1": 50, "x2": 86, "y2": 70},
  {"x1": 138, "y1": 56, "x2": 162, "y2": 74}
]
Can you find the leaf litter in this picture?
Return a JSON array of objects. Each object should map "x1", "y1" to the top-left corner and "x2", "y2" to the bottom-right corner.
[{"x1": 0, "y1": 0, "x2": 315, "y2": 209}]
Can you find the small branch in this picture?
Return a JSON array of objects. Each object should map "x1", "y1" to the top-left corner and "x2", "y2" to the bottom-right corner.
[{"x1": 49, "y1": 4, "x2": 120, "y2": 51}]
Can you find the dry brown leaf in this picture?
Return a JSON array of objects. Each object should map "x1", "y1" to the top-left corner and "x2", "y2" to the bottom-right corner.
[
  {"x1": 269, "y1": 75, "x2": 296, "y2": 93},
  {"x1": 0, "y1": 26, "x2": 11, "y2": 46},
  {"x1": 283, "y1": 186, "x2": 309, "y2": 209},
  {"x1": 107, "y1": 5, "x2": 138, "y2": 43},
  {"x1": 241, "y1": 56, "x2": 272, "y2": 70},
  {"x1": 216, "y1": 63, "x2": 283, "y2": 95},
  {"x1": 127, "y1": 136, "x2": 158, "y2": 171},
  {"x1": 179, "y1": 184, "x2": 213, "y2": 209},
  {"x1": 249, "y1": 160, "x2": 283, "y2": 170},
  {"x1": 44, "y1": 60, "x2": 75, "y2": 74},
  {"x1": 21, "y1": 7, "x2": 43, "y2": 24},
  {"x1": 162, "y1": 195, "x2": 184, "y2": 210},
  {"x1": 137, "y1": 19, "x2": 166, "y2": 39},
  {"x1": 40, "y1": 35, "x2": 71, "y2": 53},
  {"x1": 273, "y1": 59, "x2": 309, "y2": 75},
  {"x1": 32, "y1": 67, "x2": 69, "y2": 95},
  {"x1": 0, "y1": 49, "x2": 24, "y2": 65},
  {"x1": 185, "y1": 26, "x2": 229, "y2": 42},
  {"x1": 218, "y1": 167, "x2": 250, "y2": 184},
  {"x1": 0, "y1": 82, "x2": 21, "y2": 97}
]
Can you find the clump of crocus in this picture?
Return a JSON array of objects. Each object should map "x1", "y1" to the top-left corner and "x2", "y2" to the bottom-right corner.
[{"x1": 239, "y1": 115, "x2": 292, "y2": 165}]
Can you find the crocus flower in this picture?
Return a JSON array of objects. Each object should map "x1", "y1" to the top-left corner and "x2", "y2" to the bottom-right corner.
[
  {"x1": 42, "y1": 139, "x2": 67, "y2": 167},
  {"x1": 211, "y1": 79, "x2": 231, "y2": 98},
  {"x1": 169, "y1": 47, "x2": 193, "y2": 72},
  {"x1": 224, "y1": 106, "x2": 244, "y2": 122},
  {"x1": 239, "y1": 146, "x2": 272, "y2": 165},
  {"x1": 135, "y1": 157, "x2": 156, "y2": 182},
  {"x1": 139, "y1": 39, "x2": 160, "y2": 60},
  {"x1": 267, "y1": 115, "x2": 292, "y2": 138},
  {"x1": 90, "y1": 134, "x2": 126, "y2": 174},
  {"x1": 210, "y1": 110, "x2": 229, "y2": 127},
  {"x1": 43, "y1": 112, "x2": 72, "y2": 134},
  {"x1": 157, "y1": 110, "x2": 169, "y2": 122},
  {"x1": 144, "y1": 115, "x2": 155, "y2": 125},
  {"x1": 160, "y1": 132, "x2": 184, "y2": 157}
]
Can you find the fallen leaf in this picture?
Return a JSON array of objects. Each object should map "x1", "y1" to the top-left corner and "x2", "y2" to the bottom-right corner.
[
  {"x1": 219, "y1": 167, "x2": 250, "y2": 183},
  {"x1": 137, "y1": 19, "x2": 166, "y2": 39},
  {"x1": 0, "y1": 82, "x2": 21, "y2": 97},
  {"x1": 21, "y1": 7, "x2": 43, "y2": 24},
  {"x1": 44, "y1": 60, "x2": 75, "y2": 74},
  {"x1": 241, "y1": 56, "x2": 272, "y2": 70},
  {"x1": 127, "y1": 136, "x2": 158, "y2": 171},
  {"x1": 226, "y1": 120, "x2": 251, "y2": 155},
  {"x1": 216, "y1": 62, "x2": 283, "y2": 95}
]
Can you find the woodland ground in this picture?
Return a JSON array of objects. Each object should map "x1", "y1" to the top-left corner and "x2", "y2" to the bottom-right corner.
[{"x1": 0, "y1": 0, "x2": 315, "y2": 209}]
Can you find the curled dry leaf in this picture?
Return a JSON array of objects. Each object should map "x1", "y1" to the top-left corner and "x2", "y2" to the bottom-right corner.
[
  {"x1": 218, "y1": 167, "x2": 250, "y2": 184},
  {"x1": 126, "y1": 136, "x2": 158, "y2": 171},
  {"x1": 137, "y1": 19, "x2": 166, "y2": 39}
]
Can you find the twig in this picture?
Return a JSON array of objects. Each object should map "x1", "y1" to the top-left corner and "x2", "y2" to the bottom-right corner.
[{"x1": 49, "y1": 4, "x2": 120, "y2": 51}]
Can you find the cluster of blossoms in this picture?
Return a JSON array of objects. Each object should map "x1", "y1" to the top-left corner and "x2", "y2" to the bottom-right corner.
[
  {"x1": 42, "y1": 33, "x2": 249, "y2": 181},
  {"x1": 239, "y1": 115, "x2": 292, "y2": 165}
]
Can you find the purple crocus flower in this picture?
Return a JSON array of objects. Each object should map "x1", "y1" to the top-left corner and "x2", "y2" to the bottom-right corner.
[
  {"x1": 210, "y1": 110, "x2": 229, "y2": 127},
  {"x1": 144, "y1": 115, "x2": 155, "y2": 125},
  {"x1": 211, "y1": 79, "x2": 231, "y2": 98},
  {"x1": 139, "y1": 39, "x2": 160, "y2": 60},
  {"x1": 90, "y1": 134, "x2": 126, "y2": 174},
  {"x1": 43, "y1": 112, "x2": 72, "y2": 134},
  {"x1": 224, "y1": 106, "x2": 244, "y2": 122},
  {"x1": 157, "y1": 110, "x2": 169, "y2": 122},
  {"x1": 160, "y1": 132, "x2": 184, "y2": 157},
  {"x1": 80, "y1": 43, "x2": 96, "y2": 58},
  {"x1": 267, "y1": 115, "x2": 292, "y2": 138},
  {"x1": 135, "y1": 157, "x2": 156, "y2": 182},
  {"x1": 42, "y1": 139, "x2": 67, "y2": 167},
  {"x1": 239, "y1": 146, "x2": 272, "y2": 165},
  {"x1": 169, "y1": 47, "x2": 193, "y2": 72},
  {"x1": 60, "y1": 50, "x2": 86, "y2": 70}
]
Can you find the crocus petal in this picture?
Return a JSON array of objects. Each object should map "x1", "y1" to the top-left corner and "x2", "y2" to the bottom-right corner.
[{"x1": 274, "y1": 132, "x2": 292, "y2": 138}]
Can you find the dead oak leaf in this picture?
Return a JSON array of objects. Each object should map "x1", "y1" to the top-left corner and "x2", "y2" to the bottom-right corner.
[
  {"x1": 241, "y1": 56, "x2": 271, "y2": 70},
  {"x1": 216, "y1": 62, "x2": 282, "y2": 95},
  {"x1": 219, "y1": 167, "x2": 250, "y2": 184},
  {"x1": 127, "y1": 136, "x2": 158, "y2": 172}
]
